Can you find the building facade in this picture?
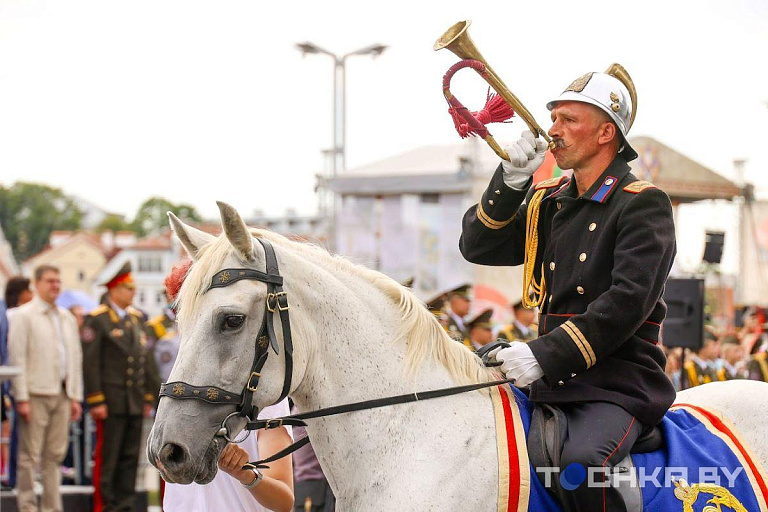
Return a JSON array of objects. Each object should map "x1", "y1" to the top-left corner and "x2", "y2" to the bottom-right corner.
[
  {"x1": 22, "y1": 232, "x2": 112, "y2": 292},
  {"x1": 326, "y1": 136, "x2": 748, "y2": 323}
]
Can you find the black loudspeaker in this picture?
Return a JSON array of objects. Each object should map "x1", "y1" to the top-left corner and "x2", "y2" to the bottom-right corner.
[
  {"x1": 662, "y1": 278, "x2": 705, "y2": 349},
  {"x1": 703, "y1": 231, "x2": 725, "y2": 264}
]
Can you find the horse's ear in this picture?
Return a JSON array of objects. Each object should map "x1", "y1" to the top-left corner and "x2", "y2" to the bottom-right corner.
[
  {"x1": 217, "y1": 201, "x2": 255, "y2": 261},
  {"x1": 168, "y1": 212, "x2": 215, "y2": 260}
]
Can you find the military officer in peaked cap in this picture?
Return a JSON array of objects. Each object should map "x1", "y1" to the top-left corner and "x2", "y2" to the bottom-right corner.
[
  {"x1": 443, "y1": 284, "x2": 473, "y2": 349},
  {"x1": 466, "y1": 308, "x2": 495, "y2": 352},
  {"x1": 425, "y1": 290, "x2": 449, "y2": 328},
  {"x1": 498, "y1": 297, "x2": 538, "y2": 343},
  {"x1": 82, "y1": 261, "x2": 160, "y2": 512},
  {"x1": 460, "y1": 65, "x2": 676, "y2": 511}
]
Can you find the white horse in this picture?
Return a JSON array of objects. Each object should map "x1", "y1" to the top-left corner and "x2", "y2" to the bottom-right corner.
[{"x1": 147, "y1": 202, "x2": 768, "y2": 511}]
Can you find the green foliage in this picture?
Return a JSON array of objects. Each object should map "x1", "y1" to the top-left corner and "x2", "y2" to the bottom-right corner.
[
  {"x1": 0, "y1": 185, "x2": 204, "y2": 261},
  {"x1": 130, "y1": 196, "x2": 202, "y2": 236},
  {"x1": 0, "y1": 182, "x2": 83, "y2": 261},
  {"x1": 96, "y1": 213, "x2": 132, "y2": 233}
]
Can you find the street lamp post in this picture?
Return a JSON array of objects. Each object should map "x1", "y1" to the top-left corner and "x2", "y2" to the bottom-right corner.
[
  {"x1": 296, "y1": 41, "x2": 387, "y2": 251},
  {"x1": 296, "y1": 42, "x2": 387, "y2": 175}
]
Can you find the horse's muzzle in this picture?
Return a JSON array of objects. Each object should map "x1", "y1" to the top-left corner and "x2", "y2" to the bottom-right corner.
[
  {"x1": 157, "y1": 442, "x2": 189, "y2": 480},
  {"x1": 148, "y1": 424, "x2": 223, "y2": 485}
]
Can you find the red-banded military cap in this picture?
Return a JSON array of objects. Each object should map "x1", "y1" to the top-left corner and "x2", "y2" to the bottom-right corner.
[{"x1": 103, "y1": 261, "x2": 135, "y2": 290}]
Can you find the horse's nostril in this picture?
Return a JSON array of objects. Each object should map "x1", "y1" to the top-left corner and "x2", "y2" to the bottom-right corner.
[{"x1": 159, "y1": 442, "x2": 187, "y2": 467}]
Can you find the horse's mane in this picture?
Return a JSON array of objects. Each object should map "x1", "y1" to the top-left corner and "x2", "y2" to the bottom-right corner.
[{"x1": 175, "y1": 229, "x2": 494, "y2": 386}]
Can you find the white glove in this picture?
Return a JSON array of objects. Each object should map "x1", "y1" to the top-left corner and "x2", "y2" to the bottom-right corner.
[
  {"x1": 496, "y1": 342, "x2": 544, "y2": 388},
  {"x1": 501, "y1": 130, "x2": 549, "y2": 190}
]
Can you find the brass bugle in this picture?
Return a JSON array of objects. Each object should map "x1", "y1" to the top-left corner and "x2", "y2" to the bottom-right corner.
[{"x1": 434, "y1": 21, "x2": 555, "y2": 159}]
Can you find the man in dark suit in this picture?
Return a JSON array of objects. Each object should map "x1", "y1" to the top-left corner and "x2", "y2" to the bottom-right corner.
[{"x1": 82, "y1": 261, "x2": 159, "y2": 512}]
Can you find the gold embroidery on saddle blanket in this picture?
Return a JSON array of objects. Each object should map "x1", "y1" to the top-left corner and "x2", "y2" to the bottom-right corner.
[
  {"x1": 490, "y1": 385, "x2": 530, "y2": 512},
  {"x1": 673, "y1": 478, "x2": 748, "y2": 512},
  {"x1": 670, "y1": 403, "x2": 768, "y2": 511}
]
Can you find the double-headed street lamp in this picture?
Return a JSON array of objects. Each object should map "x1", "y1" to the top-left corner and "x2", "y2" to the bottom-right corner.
[
  {"x1": 295, "y1": 41, "x2": 387, "y2": 176},
  {"x1": 296, "y1": 41, "x2": 387, "y2": 251}
]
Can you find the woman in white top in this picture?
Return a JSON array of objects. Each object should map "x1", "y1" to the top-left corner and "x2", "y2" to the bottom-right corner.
[{"x1": 164, "y1": 400, "x2": 294, "y2": 512}]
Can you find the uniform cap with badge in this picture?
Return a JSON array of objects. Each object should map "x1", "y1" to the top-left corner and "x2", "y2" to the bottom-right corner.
[
  {"x1": 102, "y1": 261, "x2": 135, "y2": 290},
  {"x1": 446, "y1": 283, "x2": 471, "y2": 301},
  {"x1": 424, "y1": 284, "x2": 472, "y2": 330},
  {"x1": 424, "y1": 283, "x2": 470, "y2": 315},
  {"x1": 425, "y1": 291, "x2": 448, "y2": 313},
  {"x1": 466, "y1": 308, "x2": 494, "y2": 331}
]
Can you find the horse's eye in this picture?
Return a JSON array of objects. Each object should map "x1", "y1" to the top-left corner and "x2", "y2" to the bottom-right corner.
[{"x1": 220, "y1": 315, "x2": 245, "y2": 331}]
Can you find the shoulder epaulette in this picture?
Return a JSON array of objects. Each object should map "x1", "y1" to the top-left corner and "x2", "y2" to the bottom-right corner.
[
  {"x1": 623, "y1": 180, "x2": 657, "y2": 194},
  {"x1": 127, "y1": 306, "x2": 144, "y2": 318},
  {"x1": 535, "y1": 176, "x2": 568, "y2": 190},
  {"x1": 147, "y1": 315, "x2": 165, "y2": 326},
  {"x1": 88, "y1": 304, "x2": 109, "y2": 317}
]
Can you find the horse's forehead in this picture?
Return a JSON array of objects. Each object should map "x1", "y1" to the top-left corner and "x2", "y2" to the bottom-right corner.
[
  {"x1": 176, "y1": 243, "x2": 265, "y2": 318},
  {"x1": 203, "y1": 251, "x2": 265, "y2": 297},
  {"x1": 204, "y1": 242, "x2": 263, "y2": 282}
]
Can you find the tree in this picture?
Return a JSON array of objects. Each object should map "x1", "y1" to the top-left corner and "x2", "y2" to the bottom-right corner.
[
  {"x1": 0, "y1": 182, "x2": 82, "y2": 261},
  {"x1": 130, "y1": 196, "x2": 202, "y2": 236},
  {"x1": 96, "y1": 213, "x2": 132, "y2": 233}
]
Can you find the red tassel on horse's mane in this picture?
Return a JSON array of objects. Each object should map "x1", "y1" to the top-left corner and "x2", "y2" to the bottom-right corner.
[
  {"x1": 165, "y1": 259, "x2": 193, "y2": 302},
  {"x1": 448, "y1": 89, "x2": 515, "y2": 138}
]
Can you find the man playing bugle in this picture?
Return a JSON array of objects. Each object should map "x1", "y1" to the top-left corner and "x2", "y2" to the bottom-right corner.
[{"x1": 460, "y1": 66, "x2": 676, "y2": 512}]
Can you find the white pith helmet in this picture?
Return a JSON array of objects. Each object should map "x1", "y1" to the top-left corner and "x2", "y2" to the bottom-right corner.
[{"x1": 547, "y1": 64, "x2": 638, "y2": 161}]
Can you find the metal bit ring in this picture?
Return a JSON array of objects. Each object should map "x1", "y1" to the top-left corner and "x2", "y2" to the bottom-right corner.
[{"x1": 216, "y1": 412, "x2": 251, "y2": 444}]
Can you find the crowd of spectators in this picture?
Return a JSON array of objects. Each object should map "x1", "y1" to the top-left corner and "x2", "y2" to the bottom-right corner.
[
  {"x1": 663, "y1": 308, "x2": 768, "y2": 391},
  {"x1": 428, "y1": 283, "x2": 768, "y2": 395},
  {"x1": 0, "y1": 265, "x2": 322, "y2": 512}
]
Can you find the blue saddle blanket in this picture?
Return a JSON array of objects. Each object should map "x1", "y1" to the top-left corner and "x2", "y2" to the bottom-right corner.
[{"x1": 505, "y1": 387, "x2": 767, "y2": 511}]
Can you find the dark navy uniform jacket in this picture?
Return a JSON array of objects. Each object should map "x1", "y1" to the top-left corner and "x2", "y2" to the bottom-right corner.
[{"x1": 460, "y1": 156, "x2": 677, "y2": 426}]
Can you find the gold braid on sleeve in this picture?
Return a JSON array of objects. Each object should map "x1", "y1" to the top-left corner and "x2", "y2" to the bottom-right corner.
[{"x1": 522, "y1": 188, "x2": 547, "y2": 309}]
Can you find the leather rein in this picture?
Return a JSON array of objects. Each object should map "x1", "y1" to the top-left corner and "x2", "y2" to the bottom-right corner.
[{"x1": 158, "y1": 238, "x2": 514, "y2": 469}]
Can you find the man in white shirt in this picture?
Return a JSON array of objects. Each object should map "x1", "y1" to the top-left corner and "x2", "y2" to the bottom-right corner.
[{"x1": 8, "y1": 265, "x2": 83, "y2": 512}]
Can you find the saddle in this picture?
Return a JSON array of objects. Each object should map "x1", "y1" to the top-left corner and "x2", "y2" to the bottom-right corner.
[
  {"x1": 476, "y1": 341, "x2": 663, "y2": 512},
  {"x1": 527, "y1": 403, "x2": 663, "y2": 512}
]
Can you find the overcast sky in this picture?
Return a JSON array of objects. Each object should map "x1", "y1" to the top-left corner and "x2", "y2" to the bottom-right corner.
[{"x1": 1, "y1": 0, "x2": 766, "y2": 221}]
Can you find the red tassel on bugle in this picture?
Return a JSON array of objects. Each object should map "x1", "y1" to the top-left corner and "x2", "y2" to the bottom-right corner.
[{"x1": 449, "y1": 88, "x2": 515, "y2": 138}]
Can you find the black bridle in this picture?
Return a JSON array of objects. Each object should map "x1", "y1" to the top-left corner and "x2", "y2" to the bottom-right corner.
[
  {"x1": 158, "y1": 239, "x2": 517, "y2": 468},
  {"x1": 159, "y1": 238, "x2": 294, "y2": 442}
]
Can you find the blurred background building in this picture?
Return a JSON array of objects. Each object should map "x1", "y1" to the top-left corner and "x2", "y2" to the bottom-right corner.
[{"x1": 323, "y1": 135, "x2": 762, "y2": 329}]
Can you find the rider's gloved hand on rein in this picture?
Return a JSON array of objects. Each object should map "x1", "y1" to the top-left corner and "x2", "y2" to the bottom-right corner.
[
  {"x1": 501, "y1": 130, "x2": 548, "y2": 190},
  {"x1": 494, "y1": 342, "x2": 544, "y2": 388}
]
